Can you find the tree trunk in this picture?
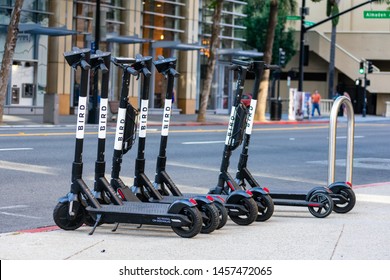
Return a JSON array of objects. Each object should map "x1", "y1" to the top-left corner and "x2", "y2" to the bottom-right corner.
[
  {"x1": 254, "y1": 0, "x2": 278, "y2": 121},
  {"x1": 0, "y1": 0, "x2": 24, "y2": 123},
  {"x1": 197, "y1": 0, "x2": 224, "y2": 123}
]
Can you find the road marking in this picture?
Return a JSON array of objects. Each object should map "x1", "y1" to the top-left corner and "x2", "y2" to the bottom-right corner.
[
  {"x1": 0, "y1": 160, "x2": 58, "y2": 175},
  {"x1": 308, "y1": 158, "x2": 390, "y2": 171},
  {"x1": 0, "y1": 148, "x2": 33, "y2": 152},
  {"x1": 335, "y1": 136, "x2": 364, "y2": 139},
  {"x1": 0, "y1": 205, "x2": 41, "y2": 219},
  {"x1": 356, "y1": 194, "x2": 390, "y2": 204},
  {"x1": 0, "y1": 211, "x2": 41, "y2": 219},
  {"x1": 182, "y1": 140, "x2": 225, "y2": 145},
  {"x1": 0, "y1": 205, "x2": 29, "y2": 210},
  {"x1": 167, "y1": 161, "x2": 325, "y2": 186}
]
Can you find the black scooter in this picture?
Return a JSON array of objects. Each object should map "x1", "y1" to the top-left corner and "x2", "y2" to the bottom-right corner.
[
  {"x1": 150, "y1": 56, "x2": 261, "y2": 227},
  {"x1": 113, "y1": 55, "x2": 219, "y2": 234},
  {"x1": 54, "y1": 49, "x2": 203, "y2": 238},
  {"x1": 234, "y1": 60, "x2": 335, "y2": 218}
]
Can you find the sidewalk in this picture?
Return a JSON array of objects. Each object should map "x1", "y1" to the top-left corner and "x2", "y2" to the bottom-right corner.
[
  {"x1": 1, "y1": 111, "x2": 389, "y2": 127},
  {"x1": 0, "y1": 182, "x2": 389, "y2": 260}
]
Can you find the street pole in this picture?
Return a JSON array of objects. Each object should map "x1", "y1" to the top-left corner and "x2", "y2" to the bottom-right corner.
[
  {"x1": 363, "y1": 71, "x2": 367, "y2": 117},
  {"x1": 298, "y1": 0, "x2": 306, "y2": 92}
]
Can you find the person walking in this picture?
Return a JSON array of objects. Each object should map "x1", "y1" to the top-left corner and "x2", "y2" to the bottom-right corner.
[{"x1": 311, "y1": 90, "x2": 321, "y2": 117}]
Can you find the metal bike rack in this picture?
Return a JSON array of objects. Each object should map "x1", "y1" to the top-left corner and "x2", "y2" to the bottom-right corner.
[{"x1": 328, "y1": 96, "x2": 355, "y2": 185}]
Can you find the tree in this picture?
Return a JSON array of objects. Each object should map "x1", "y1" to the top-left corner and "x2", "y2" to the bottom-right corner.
[
  {"x1": 244, "y1": 0, "x2": 296, "y2": 121},
  {"x1": 197, "y1": 0, "x2": 224, "y2": 123},
  {"x1": 0, "y1": 0, "x2": 24, "y2": 124}
]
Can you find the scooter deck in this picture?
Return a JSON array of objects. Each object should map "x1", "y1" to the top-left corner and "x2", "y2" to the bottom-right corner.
[{"x1": 86, "y1": 203, "x2": 190, "y2": 227}]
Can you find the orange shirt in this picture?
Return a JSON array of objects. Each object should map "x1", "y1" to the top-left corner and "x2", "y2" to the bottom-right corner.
[{"x1": 311, "y1": 93, "x2": 321, "y2": 104}]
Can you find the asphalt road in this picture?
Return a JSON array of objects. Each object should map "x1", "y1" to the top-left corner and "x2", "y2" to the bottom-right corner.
[{"x1": 0, "y1": 122, "x2": 389, "y2": 233}]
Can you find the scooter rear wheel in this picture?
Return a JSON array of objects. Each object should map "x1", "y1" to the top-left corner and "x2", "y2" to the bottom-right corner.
[
  {"x1": 200, "y1": 203, "x2": 219, "y2": 234},
  {"x1": 229, "y1": 198, "x2": 258, "y2": 226},
  {"x1": 215, "y1": 203, "x2": 228, "y2": 229},
  {"x1": 308, "y1": 192, "x2": 333, "y2": 218},
  {"x1": 332, "y1": 188, "x2": 356, "y2": 213},
  {"x1": 171, "y1": 206, "x2": 202, "y2": 238},
  {"x1": 255, "y1": 194, "x2": 274, "y2": 222},
  {"x1": 53, "y1": 202, "x2": 85, "y2": 230}
]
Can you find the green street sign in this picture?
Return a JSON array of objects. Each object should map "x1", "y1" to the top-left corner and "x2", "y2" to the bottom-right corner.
[
  {"x1": 286, "y1": 15, "x2": 301, "y2": 20},
  {"x1": 364, "y1": 10, "x2": 390, "y2": 19},
  {"x1": 304, "y1": 20, "x2": 316, "y2": 26}
]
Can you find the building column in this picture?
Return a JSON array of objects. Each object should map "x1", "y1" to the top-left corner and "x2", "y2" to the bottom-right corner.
[
  {"x1": 178, "y1": 0, "x2": 200, "y2": 114},
  {"x1": 46, "y1": 0, "x2": 73, "y2": 116},
  {"x1": 120, "y1": 0, "x2": 143, "y2": 107}
]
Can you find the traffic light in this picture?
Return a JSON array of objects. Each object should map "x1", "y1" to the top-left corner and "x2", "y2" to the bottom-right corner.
[
  {"x1": 367, "y1": 61, "x2": 373, "y2": 73},
  {"x1": 279, "y1": 48, "x2": 286, "y2": 66},
  {"x1": 359, "y1": 61, "x2": 365, "y2": 74}
]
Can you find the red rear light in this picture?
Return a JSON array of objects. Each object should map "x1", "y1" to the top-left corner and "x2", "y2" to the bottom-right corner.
[
  {"x1": 263, "y1": 187, "x2": 270, "y2": 193},
  {"x1": 206, "y1": 195, "x2": 214, "y2": 202},
  {"x1": 216, "y1": 195, "x2": 225, "y2": 203},
  {"x1": 189, "y1": 198, "x2": 197, "y2": 205},
  {"x1": 245, "y1": 190, "x2": 253, "y2": 196},
  {"x1": 117, "y1": 189, "x2": 125, "y2": 200},
  {"x1": 346, "y1": 182, "x2": 352, "y2": 187}
]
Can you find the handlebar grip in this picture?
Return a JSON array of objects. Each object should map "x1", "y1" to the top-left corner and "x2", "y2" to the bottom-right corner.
[
  {"x1": 126, "y1": 66, "x2": 138, "y2": 76},
  {"x1": 99, "y1": 62, "x2": 108, "y2": 73},
  {"x1": 169, "y1": 68, "x2": 179, "y2": 77},
  {"x1": 142, "y1": 67, "x2": 151, "y2": 78},
  {"x1": 80, "y1": 59, "x2": 91, "y2": 70}
]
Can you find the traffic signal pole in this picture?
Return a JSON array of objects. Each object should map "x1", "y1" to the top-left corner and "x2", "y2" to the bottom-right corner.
[{"x1": 298, "y1": 0, "x2": 379, "y2": 92}]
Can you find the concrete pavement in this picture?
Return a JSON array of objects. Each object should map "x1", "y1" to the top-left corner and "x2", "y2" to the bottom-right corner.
[{"x1": 0, "y1": 181, "x2": 389, "y2": 260}]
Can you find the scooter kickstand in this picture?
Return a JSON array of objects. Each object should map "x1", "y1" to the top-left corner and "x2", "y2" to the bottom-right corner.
[
  {"x1": 112, "y1": 223, "x2": 120, "y2": 232},
  {"x1": 89, "y1": 214, "x2": 102, "y2": 235}
]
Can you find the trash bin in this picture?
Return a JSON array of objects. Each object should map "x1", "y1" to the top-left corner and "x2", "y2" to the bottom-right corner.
[{"x1": 270, "y1": 100, "x2": 282, "y2": 121}]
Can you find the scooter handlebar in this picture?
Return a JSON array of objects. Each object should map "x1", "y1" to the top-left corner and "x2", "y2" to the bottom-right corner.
[{"x1": 80, "y1": 59, "x2": 91, "y2": 70}]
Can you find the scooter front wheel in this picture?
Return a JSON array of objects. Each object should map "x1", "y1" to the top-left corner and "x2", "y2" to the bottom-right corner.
[
  {"x1": 53, "y1": 202, "x2": 85, "y2": 230},
  {"x1": 171, "y1": 206, "x2": 202, "y2": 238},
  {"x1": 308, "y1": 192, "x2": 333, "y2": 218},
  {"x1": 229, "y1": 198, "x2": 258, "y2": 226}
]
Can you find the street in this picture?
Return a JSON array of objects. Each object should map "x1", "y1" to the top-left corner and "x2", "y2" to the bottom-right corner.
[{"x1": 0, "y1": 121, "x2": 390, "y2": 233}]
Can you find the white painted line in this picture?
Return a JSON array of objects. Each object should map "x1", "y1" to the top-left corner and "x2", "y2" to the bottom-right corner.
[
  {"x1": 0, "y1": 160, "x2": 58, "y2": 175},
  {"x1": 335, "y1": 136, "x2": 364, "y2": 139},
  {"x1": 182, "y1": 140, "x2": 225, "y2": 145},
  {"x1": 356, "y1": 194, "x2": 390, "y2": 204},
  {"x1": 0, "y1": 205, "x2": 29, "y2": 210},
  {"x1": 0, "y1": 211, "x2": 41, "y2": 219},
  {"x1": 0, "y1": 148, "x2": 33, "y2": 152},
  {"x1": 167, "y1": 161, "x2": 324, "y2": 186}
]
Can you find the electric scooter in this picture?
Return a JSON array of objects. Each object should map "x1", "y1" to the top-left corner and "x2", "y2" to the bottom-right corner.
[
  {"x1": 90, "y1": 50, "x2": 123, "y2": 206},
  {"x1": 150, "y1": 56, "x2": 260, "y2": 227},
  {"x1": 112, "y1": 55, "x2": 219, "y2": 234},
  {"x1": 53, "y1": 48, "x2": 203, "y2": 238},
  {"x1": 206, "y1": 60, "x2": 271, "y2": 224},
  {"x1": 233, "y1": 60, "x2": 335, "y2": 218}
]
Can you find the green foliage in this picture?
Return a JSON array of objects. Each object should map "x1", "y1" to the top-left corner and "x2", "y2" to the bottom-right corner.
[{"x1": 243, "y1": 0, "x2": 296, "y2": 66}]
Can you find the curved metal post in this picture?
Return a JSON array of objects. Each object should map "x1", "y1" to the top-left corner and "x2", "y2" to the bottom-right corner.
[{"x1": 328, "y1": 96, "x2": 355, "y2": 185}]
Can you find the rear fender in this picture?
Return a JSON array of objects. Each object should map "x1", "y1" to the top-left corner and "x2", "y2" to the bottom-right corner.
[
  {"x1": 226, "y1": 190, "x2": 252, "y2": 204},
  {"x1": 167, "y1": 199, "x2": 197, "y2": 214},
  {"x1": 192, "y1": 196, "x2": 214, "y2": 206},
  {"x1": 328, "y1": 181, "x2": 352, "y2": 193},
  {"x1": 250, "y1": 187, "x2": 268, "y2": 198}
]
